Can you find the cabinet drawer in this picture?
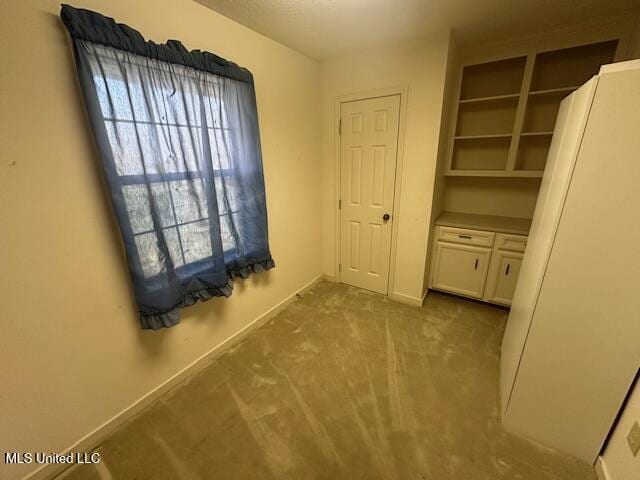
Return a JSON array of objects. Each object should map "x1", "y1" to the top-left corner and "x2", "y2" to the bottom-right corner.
[
  {"x1": 437, "y1": 226, "x2": 495, "y2": 248},
  {"x1": 496, "y1": 233, "x2": 528, "y2": 252}
]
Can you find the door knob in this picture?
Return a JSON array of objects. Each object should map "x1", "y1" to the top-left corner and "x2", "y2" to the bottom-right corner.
[{"x1": 383, "y1": 213, "x2": 390, "y2": 222}]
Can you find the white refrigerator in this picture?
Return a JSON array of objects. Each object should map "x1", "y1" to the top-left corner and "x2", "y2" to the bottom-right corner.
[{"x1": 500, "y1": 60, "x2": 640, "y2": 462}]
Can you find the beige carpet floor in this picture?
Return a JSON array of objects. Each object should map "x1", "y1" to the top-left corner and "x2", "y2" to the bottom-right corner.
[{"x1": 60, "y1": 281, "x2": 594, "y2": 480}]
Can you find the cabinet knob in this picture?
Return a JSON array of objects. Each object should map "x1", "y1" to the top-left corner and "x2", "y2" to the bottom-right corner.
[
  {"x1": 474, "y1": 258, "x2": 478, "y2": 270},
  {"x1": 506, "y1": 264, "x2": 510, "y2": 275}
]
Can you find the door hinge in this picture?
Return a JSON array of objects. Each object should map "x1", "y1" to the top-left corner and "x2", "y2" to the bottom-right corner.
[{"x1": 339, "y1": 119, "x2": 342, "y2": 135}]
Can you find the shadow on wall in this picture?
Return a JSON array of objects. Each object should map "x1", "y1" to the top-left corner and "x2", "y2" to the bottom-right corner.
[
  {"x1": 135, "y1": 270, "x2": 273, "y2": 359},
  {"x1": 58, "y1": 11, "x2": 155, "y2": 348}
]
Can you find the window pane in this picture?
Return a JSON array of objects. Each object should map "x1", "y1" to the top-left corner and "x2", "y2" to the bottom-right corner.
[
  {"x1": 134, "y1": 232, "x2": 165, "y2": 278},
  {"x1": 168, "y1": 126, "x2": 202, "y2": 173},
  {"x1": 202, "y1": 82, "x2": 229, "y2": 129},
  {"x1": 123, "y1": 183, "x2": 176, "y2": 233},
  {"x1": 93, "y1": 48, "x2": 176, "y2": 123},
  {"x1": 150, "y1": 182, "x2": 176, "y2": 227},
  {"x1": 119, "y1": 123, "x2": 200, "y2": 175},
  {"x1": 122, "y1": 184, "x2": 153, "y2": 234},
  {"x1": 94, "y1": 61, "x2": 135, "y2": 121},
  {"x1": 163, "y1": 227, "x2": 184, "y2": 268},
  {"x1": 179, "y1": 220, "x2": 212, "y2": 264},
  {"x1": 164, "y1": 74, "x2": 202, "y2": 127},
  {"x1": 91, "y1": 45, "x2": 208, "y2": 127},
  {"x1": 136, "y1": 123, "x2": 173, "y2": 175},
  {"x1": 105, "y1": 121, "x2": 144, "y2": 176},
  {"x1": 118, "y1": 65, "x2": 151, "y2": 122},
  {"x1": 219, "y1": 214, "x2": 235, "y2": 252},
  {"x1": 170, "y1": 179, "x2": 207, "y2": 224},
  {"x1": 215, "y1": 176, "x2": 242, "y2": 216},
  {"x1": 208, "y1": 128, "x2": 231, "y2": 170}
]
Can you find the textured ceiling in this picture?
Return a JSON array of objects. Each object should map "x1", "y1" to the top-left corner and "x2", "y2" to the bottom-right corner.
[{"x1": 194, "y1": 0, "x2": 639, "y2": 60}]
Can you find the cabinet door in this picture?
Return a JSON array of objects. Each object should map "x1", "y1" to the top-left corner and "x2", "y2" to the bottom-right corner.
[
  {"x1": 486, "y1": 251, "x2": 523, "y2": 306},
  {"x1": 431, "y1": 242, "x2": 492, "y2": 299}
]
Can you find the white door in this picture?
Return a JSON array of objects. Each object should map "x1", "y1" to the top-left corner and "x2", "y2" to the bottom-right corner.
[
  {"x1": 431, "y1": 242, "x2": 492, "y2": 299},
  {"x1": 340, "y1": 95, "x2": 400, "y2": 294},
  {"x1": 485, "y1": 251, "x2": 523, "y2": 306}
]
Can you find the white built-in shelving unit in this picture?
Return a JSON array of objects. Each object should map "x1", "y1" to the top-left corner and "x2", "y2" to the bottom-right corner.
[{"x1": 445, "y1": 40, "x2": 619, "y2": 177}]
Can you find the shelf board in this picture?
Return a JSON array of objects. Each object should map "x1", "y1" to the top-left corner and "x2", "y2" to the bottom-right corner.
[
  {"x1": 454, "y1": 133, "x2": 512, "y2": 140},
  {"x1": 521, "y1": 131, "x2": 554, "y2": 136},
  {"x1": 529, "y1": 86, "x2": 579, "y2": 96},
  {"x1": 459, "y1": 93, "x2": 520, "y2": 104},
  {"x1": 445, "y1": 169, "x2": 544, "y2": 178}
]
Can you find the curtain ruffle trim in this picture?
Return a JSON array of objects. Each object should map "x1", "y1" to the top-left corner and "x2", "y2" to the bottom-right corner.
[
  {"x1": 139, "y1": 257, "x2": 275, "y2": 330},
  {"x1": 60, "y1": 4, "x2": 254, "y2": 84},
  {"x1": 228, "y1": 257, "x2": 276, "y2": 280}
]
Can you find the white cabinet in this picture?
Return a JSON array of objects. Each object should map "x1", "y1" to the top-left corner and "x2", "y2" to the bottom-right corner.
[
  {"x1": 485, "y1": 250, "x2": 523, "y2": 306},
  {"x1": 430, "y1": 225, "x2": 528, "y2": 306},
  {"x1": 501, "y1": 64, "x2": 640, "y2": 462},
  {"x1": 431, "y1": 242, "x2": 491, "y2": 299}
]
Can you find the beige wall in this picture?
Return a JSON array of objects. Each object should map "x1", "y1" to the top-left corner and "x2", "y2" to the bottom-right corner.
[
  {"x1": 320, "y1": 33, "x2": 451, "y2": 302},
  {"x1": 442, "y1": 177, "x2": 542, "y2": 219},
  {"x1": 0, "y1": 1, "x2": 321, "y2": 479},
  {"x1": 601, "y1": 376, "x2": 640, "y2": 480}
]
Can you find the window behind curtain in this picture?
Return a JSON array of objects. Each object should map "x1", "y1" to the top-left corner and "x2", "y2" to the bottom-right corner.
[
  {"x1": 94, "y1": 47, "x2": 235, "y2": 279},
  {"x1": 61, "y1": 5, "x2": 274, "y2": 329}
]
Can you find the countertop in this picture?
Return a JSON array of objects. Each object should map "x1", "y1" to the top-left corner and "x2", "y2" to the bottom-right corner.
[{"x1": 435, "y1": 212, "x2": 532, "y2": 236}]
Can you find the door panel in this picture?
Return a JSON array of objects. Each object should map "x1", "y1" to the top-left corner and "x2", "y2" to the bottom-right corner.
[
  {"x1": 504, "y1": 67, "x2": 640, "y2": 461},
  {"x1": 500, "y1": 77, "x2": 598, "y2": 413},
  {"x1": 431, "y1": 242, "x2": 492, "y2": 299},
  {"x1": 340, "y1": 95, "x2": 400, "y2": 294},
  {"x1": 371, "y1": 146, "x2": 386, "y2": 206},
  {"x1": 349, "y1": 147, "x2": 362, "y2": 205},
  {"x1": 486, "y1": 251, "x2": 523, "y2": 306},
  {"x1": 347, "y1": 221, "x2": 360, "y2": 270},
  {"x1": 368, "y1": 224, "x2": 382, "y2": 274}
]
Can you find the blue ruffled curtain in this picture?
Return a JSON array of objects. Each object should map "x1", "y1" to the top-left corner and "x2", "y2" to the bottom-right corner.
[{"x1": 61, "y1": 5, "x2": 274, "y2": 329}]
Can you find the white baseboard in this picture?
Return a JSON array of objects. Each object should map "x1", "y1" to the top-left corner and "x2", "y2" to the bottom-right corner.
[
  {"x1": 321, "y1": 273, "x2": 338, "y2": 283},
  {"x1": 389, "y1": 290, "x2": 426, "y2": 307},
  {"x1": 322, "y1": 276, "x2": 425, "y2": 308},
  {"x1": 23, "y1": 275, "x2": 324, "y2": 480},
  {"x1": 594, "y1": 456, "x2": 612, "y2": 480}
]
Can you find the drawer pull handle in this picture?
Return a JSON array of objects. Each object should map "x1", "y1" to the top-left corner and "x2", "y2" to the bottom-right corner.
[
  {"x1": 505, "y1": 264, "x2": 510, "y2": 276},
  {"x1": 474, "y1": 258, "x2": 478, "y2": 270},
  {"x1": 458, "y1": 234, "x2": 472, "y2": 239}
]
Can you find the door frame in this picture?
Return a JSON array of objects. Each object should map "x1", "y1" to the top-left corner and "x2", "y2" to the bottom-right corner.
[{"x1": 333, "y1": 85, "x2": 408, "y2": 295}]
